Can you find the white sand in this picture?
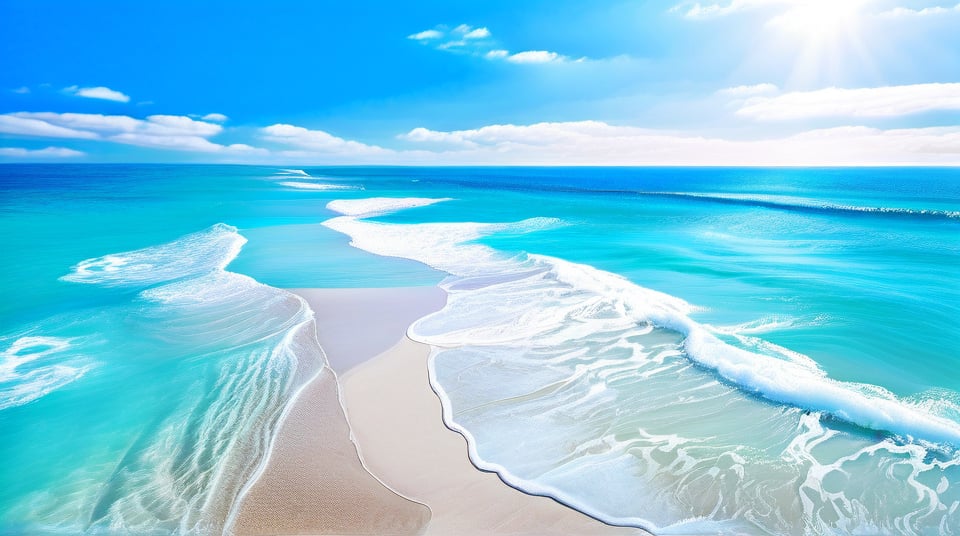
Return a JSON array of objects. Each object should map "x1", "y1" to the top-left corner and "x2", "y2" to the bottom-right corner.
[
  {"x1": 341, "y1": 336, "x2": 649, "y2": 535},
  {"x1": 233, "y1": 286, "x2": 649, "y2": 535}
]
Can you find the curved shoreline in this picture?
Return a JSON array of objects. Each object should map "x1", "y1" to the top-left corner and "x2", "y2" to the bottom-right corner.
[
  {"x1": 228, "y1": 285, "x2": 645, "y2": 535},
  {"x1": 226, "y1": 288, "x2": 441, "y2": 536}
]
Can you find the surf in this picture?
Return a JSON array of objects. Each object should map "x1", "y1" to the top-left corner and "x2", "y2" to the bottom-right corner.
[
  {"x1": 324, "y1": 196, "x2": 960, "y2": 533},
  {"x1": 3, "y1": 224, "x2": 328, "y2": 534}
]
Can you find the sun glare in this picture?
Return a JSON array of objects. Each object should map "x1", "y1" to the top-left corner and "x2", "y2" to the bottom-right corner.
[
  {"x1": 765, "y1": 0, "x2": 874, "y2": 85},
  {"x1": 770, "y1": 0, "x2": 866, "y2": 37}
]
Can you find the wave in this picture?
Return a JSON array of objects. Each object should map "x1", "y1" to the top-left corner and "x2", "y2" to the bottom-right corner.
[
  {"x1": 327, "y1": 197, "x2": 453, "y2": 218},
  {"x1": 277, "y1": 168, "x2": 310, "y2": 177},
  {"x1": 278, "y1": 181, "x2": 355, "y2": 191},
  {"x1": 8, "y1": 224, "x2": 328, "y2": 534},
  {"x1": 324, "y1": 197, "x2": 960, "y2": 533},
  {"x1": 61, "y1": 223, "x2": 244, "y2": 288},
  {"x1": 0, "y1": 336, "x2": 92, "y2": 411},
  {"x1": 324, "y1": 198, "x2": 960, "y2": 446},
  {"x1": 643, "y1": 191, "x2": 960, "y2": 220}
]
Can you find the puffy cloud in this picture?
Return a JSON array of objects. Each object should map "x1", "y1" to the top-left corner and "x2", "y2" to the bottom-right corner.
[
  {"x1": 12, "y1": 86, "x2": 30, "y2": 94},
  {"x1": 0, "y1": 114, "x2": 99, "y2": 139},
  {"x1": 262, "y1": 124, "x2": 390, "y2": 156},
  {"x1": 463, "y1": 27, "x2": 491, "y2": 39},
  {"x1": 0, "y1": 146, "x2": 85, "y2": 158},
  {"x1": 201, "y1": 113, "x2": 228, "y2": 123},
  {"x1": 64, "y1": 85, "x2": 131, "y2": 103},
  {"x1": 12, "y1": 112, "x2": 223, "y2": 137},
  {"x1": 408, "y1": 29, "x2": 443, "y2": 40},
  {"x1": 735, "y1": 83, "x2": 960, "y2": 120},
  {"x1": 506, "y1": 50, "x2": 566, "y2": 64},
  {"x1": 0, "y1": 111, "x2": 262, "y2": 154},
  {"x1": 409, "y1": 24, "x2": 576, "y2": 64}
]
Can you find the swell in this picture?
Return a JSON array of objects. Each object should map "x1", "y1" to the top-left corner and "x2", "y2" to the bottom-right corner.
[
  {"x1": 407, "y1": 175, "x2": 959, "y2": 221},
  {"x1": 637, "y1": 191, "x2": 960, "y2": 221}
]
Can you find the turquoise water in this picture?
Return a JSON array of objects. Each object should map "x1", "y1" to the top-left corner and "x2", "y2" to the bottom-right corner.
[{"x1": 2, "y1": 165, "x2": 959, "y2": 534}]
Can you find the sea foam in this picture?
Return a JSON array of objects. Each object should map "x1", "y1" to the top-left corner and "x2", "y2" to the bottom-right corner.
[
  {"x1": 0, "y1": 336, "x2": 91, "y2": 410},
  {"x1": 324, "y1": 197, "x2": 960, "y2": 533},
  {"x1": 324, "y1": 198, "x2": 960, "y2": 447},
  {"x1": 278, "y1": 181, "x2": 354, "y2": 191},
  {"x1": 646, "y1": 191, "x2": 960, "y2": 220},
  {"x1": 13, "y1": 224, "x2": 330, "y2": 535}
]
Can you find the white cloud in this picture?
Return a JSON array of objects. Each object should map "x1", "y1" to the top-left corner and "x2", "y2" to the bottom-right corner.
[
  {"x1": 262, "y1": 124, "x2": 390, "y2": 156},
  {"x1": 735, "y1": 83, "x2": 960, "y2": 120},
  {"x1": 409, "y1": 24, "x2": 578, "y2": 64},
  {"x1": 408, "y1": 29, "x2": 443, "y2": 40},
  {"x1": 399, "y1": 126, "x2": 479, "y2": 148},
  {"x1": 12, "y1": 86, "x2": 30, "y2": 94},
  {"x1": 438, "y1": 40, "x2": 468, "y2": 50},
  {"x1": 880, "y1": 3, "x2": 960, "y2": 16},
  {"x1": 506, "y1": 50, "x2": 566, "y2": 64},
  {"x1": 672, "y1": 0, "x2": 779, "y2": 19},
  {"x1": 0, "y1": 146, "x2": 85, "y2": 158},
  {"x1": 64, "y1": 85, "x2": 131, "y2": 103},
  {"x1": 202, "y1": 113, "x2": 228, "y2": 123},
  {"x1": 717, "y1": 83, "x2": 779, "y2": 96},
  {"x1": 672, "y1": 0, "x2": 875, "y2": 26},
  {"x1": 464, "y1": 27, "x2": 491, "y2": 39},
  {"x1": 0, "y1": 111, "x2": 262, "y2": 154},
  {"x1": 396, "y1": 120, "x2": 960, "y2": 165},
  {"x1": 13, "y1": 112, "x2": 223, "y2": 137},
  {"x1": 0, "y1": 115, "x2": 99, "y2": 139}
]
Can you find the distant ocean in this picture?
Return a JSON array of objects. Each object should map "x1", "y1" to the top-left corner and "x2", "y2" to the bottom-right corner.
[{"x1": 2, "y1": 164, "x2": 958, "y2": 535}]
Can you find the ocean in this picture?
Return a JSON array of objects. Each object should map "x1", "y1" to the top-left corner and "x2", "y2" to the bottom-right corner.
[{"x1": 1, "y1": 164, "x2": 958, "y2": 534}]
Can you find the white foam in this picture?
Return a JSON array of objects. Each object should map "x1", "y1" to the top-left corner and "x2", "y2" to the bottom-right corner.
[
  {"x1": 322, "y1": 197, "x2": 960, "y2": 532},
  {"x1": 61, "y1": 223, "x2": 244, "y2": 288},
  {"x1": 656, "y1": 191, "x2": 960, "y2": 219},
  {"x1": 278, "y1": 181, "x2": 354, "y2": 191},
  {"x1": 277, "y1": 168, "x2": 310, "y2": 176},
  {"x1": 323, "y1": 198, "x2": 960, "y2": 447},
  {"x1": 47, "y1": 224, "x2": 330, "y2": 533},
  {"x1": 326, "y1": 197, "x2": 453, "y2": 218},
  {"x1": 0, "y1": 336, "x2": 91, "y2": 410}
]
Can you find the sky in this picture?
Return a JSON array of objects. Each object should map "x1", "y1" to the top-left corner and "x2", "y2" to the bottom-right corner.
[{"x1": 1, "y1": 0, "x2": 959, "y2": 165}]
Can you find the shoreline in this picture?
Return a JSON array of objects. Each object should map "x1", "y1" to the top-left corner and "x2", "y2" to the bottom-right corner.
[
  {"x1": 341, "y1": 335, "x2": 648, "y2": 536},
  {"x1": 230, "y1": 285, "x2": 647, "y2": 535},
  {"x1": 228, "y1": 287, "x2": 436, "y2": 535}
]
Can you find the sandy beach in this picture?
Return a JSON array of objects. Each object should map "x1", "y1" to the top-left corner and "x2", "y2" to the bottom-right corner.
[{"x1": 231, "y1": 286, "x2": 648, "y2": 535}]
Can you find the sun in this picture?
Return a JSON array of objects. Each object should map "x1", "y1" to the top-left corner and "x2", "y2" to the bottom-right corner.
[
  {"x1": 764, "y1": 0, "x2": 874, "y2": 85},
  {"x1": 769, "y1": 0, "x2": 869, "y2": 38}
]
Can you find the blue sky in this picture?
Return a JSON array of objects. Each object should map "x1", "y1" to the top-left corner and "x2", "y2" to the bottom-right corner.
[{"x1": 1, "y1": 0, "x2": 959, "y2": 165}]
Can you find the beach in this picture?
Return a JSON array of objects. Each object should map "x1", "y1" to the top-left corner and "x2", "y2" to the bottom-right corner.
[
  {"x1": 231, "y1": 286, "x2": 647, "y2": 535},
  {"x1": 3, "y1": 165, "x2": 959, "y2": 534}
]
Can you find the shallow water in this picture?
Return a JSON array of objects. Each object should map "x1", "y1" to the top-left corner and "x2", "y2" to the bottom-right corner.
[{"x1": 2, "y1": 164, "x2": 958, "y2": 534}]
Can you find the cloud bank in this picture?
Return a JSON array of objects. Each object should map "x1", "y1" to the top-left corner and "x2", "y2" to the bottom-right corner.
[
  {"x1": 0, "y1": 146, "x2": 84, "y2": 158},
  {"x1": 735, "y1": 83, "x2": 960, "y2": 120},
  {"x1": 0, "y1": 112, "x2": 260, "y2": 153}
]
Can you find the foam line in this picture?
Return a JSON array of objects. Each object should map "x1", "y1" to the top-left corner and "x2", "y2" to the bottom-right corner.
[
  {"x1": 323, "y1": 197, "x2": 960, "y2": 447},
  {"x1": 278, "y1": 181, "x2": 354, "y2": 191},
  {"x1": 643, "y1": 192, "x2": 960, "y2": 220}
]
